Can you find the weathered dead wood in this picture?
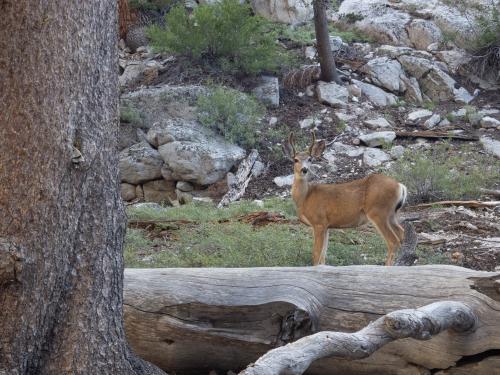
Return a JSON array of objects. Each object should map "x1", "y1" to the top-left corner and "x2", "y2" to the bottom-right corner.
[
  {"x1": 218, "y1": 149, "x2": 259, "y2": 208},
  {"x1": 480, "y1": 188, "x2": 500, "y2": 198},
  {"x1": 395, "y1": 131, "x2": 479, "y2": 141},
  {"x1": 240, "y1": 301, "x2": 477, "y2": 375},
  {"x1": 413, "y1": 200, "x2": 500, "y2": 209},
  {"x1": 394, "y1": 221, "x2": 417, "y2": 266},
  {"x1": 124, "y1": 266, "x2": 500, "y2": 375}
]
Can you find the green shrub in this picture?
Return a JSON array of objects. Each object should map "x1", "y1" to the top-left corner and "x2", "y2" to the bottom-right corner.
[
  {"x1": 120, "y1": 104, "x2": 143, "y2": 125},
  {"x1": 389, "y1": 144, "x2": 500, "y2": 203},
  {"x1": 197, "y1": 86, "x2": 265, "y2": 147},
  {"x1": 148, "y1": 0, "x2": 285, "y2": 74}
]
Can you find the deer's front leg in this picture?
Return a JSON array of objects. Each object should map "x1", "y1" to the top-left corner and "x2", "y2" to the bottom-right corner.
[
  {"x1": 319, "y1": 229, "x2": 329, "y2": 265},
  {"x1": 312, "y1": 226, "x2": 327, "y2": 266}
]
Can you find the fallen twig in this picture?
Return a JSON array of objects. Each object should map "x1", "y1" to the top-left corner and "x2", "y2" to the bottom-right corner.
[
  {"x1": 395, "y1": 130, "x2": 479, "y2": 141},
  {"x1": 412, "y1": 200, "x2": 500, "y2": 209}
]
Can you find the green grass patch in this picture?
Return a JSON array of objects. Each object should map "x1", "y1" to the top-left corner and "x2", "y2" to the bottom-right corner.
[{"x1": 125, "y1": 199, "x2": 448, "y2": 268}]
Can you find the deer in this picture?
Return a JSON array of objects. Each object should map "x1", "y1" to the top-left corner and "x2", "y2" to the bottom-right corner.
[{"x1": 283, "y1": 132, "x2": 407, "y2": 266}]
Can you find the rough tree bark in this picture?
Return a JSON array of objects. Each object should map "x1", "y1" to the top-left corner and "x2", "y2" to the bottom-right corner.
[
  {"x1": 124, "y1": 265, "x2": 500, "y2": 375},
  {"x1": 0, "y1": 1, "x2": 164, "y2": 374},
  {"x1": 313, "y1": 0, "x2": 341, "y2": 84}
]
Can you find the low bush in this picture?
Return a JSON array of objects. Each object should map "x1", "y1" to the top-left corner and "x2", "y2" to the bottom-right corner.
[
  {"x1": 389, "y1": 143, "x2": 500, "y2": 203},
  {"x1": 129, "y1": 0, "x2": 174, "y2": 12},
  {"x1": 148, "y1": 0, "x2": 286, "y2": 74},
  {"x1": 196, "y1": 86, "x2": 265, "y2": 148}
]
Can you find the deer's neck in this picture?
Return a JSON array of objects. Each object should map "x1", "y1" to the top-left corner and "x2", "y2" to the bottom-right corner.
[{"x1": 291, "y1": 176, "x2": 309, "y2": 209}]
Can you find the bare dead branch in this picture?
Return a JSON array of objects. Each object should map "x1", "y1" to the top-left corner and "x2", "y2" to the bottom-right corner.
[{"x1": 239, "y1": 301, "x2": 477, "y2": 375}]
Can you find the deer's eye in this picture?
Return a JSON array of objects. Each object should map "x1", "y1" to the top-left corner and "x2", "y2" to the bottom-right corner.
[{"x1": 294, "y1": 158, "x2": 299, "y2": 163}]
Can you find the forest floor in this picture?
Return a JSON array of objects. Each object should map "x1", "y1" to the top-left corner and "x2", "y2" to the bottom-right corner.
[{"x1": 124, "y1": 199, "x2": 499, "y2": 271}]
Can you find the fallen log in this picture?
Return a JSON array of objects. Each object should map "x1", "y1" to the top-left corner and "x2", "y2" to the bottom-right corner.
[
  {"x1": 240, "y1": 301, "x2": 477, "y2": 375},
  {"x1": 124, "y1": 265, "x2": 500, "y2": 375},
  {"x1": 413, "y1": 200, "x2": 500, "y2": 209},
  {"x1": 395, "y1": 130, "x2": 479, "y2": 141}
]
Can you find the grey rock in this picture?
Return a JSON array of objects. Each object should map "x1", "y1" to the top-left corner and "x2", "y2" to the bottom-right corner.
[
  {"x1": 479, "y1": 137, "x2": 500, "y2": 158},
  {"x1": 316, "y1": 81, "x2": 349, "y2": 108},
  {"x1": 253, "y1": 76, "x2": 279, "y2": 108},
  {"x1": 176, "y1": 181, "x2": 194, "y2": 192},
  {"x1": 451, "y1": 108, "x2": 467, "y2": 119},
  {"x1": 335, "y1": 112, "x2": 357, "y2": 122},
  {"x1": 143, "y1": 179, "x2": 176, "y2": 203},
  {"x1": 121, "y1": 183, "x2": 137, "y2": 201},
  {"x1": 376, "y1": 45, "x2": 433, "y2": 59},
  {"x1": 454, "y1": 87, "x2": 474, "y2": 104},
  {"x1": 339, "y1": 1, "x2": 411, "y2": 46},
  {"x1": 363, "y1": 147, "x2": 391, "y2": 167},
  {"x1": 120, "y1": 85, "x2": 206, "y2": 129},
  {"x1": 407, "y1": 19, "x2": 443, "y2": 50},
  {"x1": 352, "y1": 79, "x2": 397, "y2": 107},
  {"x1": 330, "y1": 35, "x2": 346, "y2": 51},
  {"x1": 273, "y1": 174, "x2": 294, "y2": 187},
  {"x1": 251, "y1": 0, "x2": 313, "y2": 23},
  {"x1": 439, "y1": 118, "x2": 451, "y2": 127},
  {"x1": 435, "y1": 49, "x2": 470, "y2": 74},
  {"x1": 423, "y1": 114, "x2": 441, "y2": 129},
  {"x1": 398, "y1": 55, "x2": 457, "y2": 102},
  {"x1": 407, "y1": 109, "x2": 433, "y2": 123},
  {"x1": 390, "y1": 145, "x2": 405, "y2": 159},
  {"x1": 402, "y1": 76, "x2": 423, "y2": 105},
  {"x1": 359, "y1": 131, "x2": 396, "y2": 147},
  {"x1": 158, "y1": 138, "x2": 245, "y2": 185},
  {"x1": 364, "y1": 117, "x2": 392, "y2": 129},
  {"x1": 176, "y1": 189, "x2": 193, "y2": 204},
  {"x1": 361, "y1": 57, "x2": 407, "y2": 93},
  {"x1": 119, "y1": 141, "x2": 163, "y2": 184},
  {"x1": 299, "y1": 118, "x2": 314, "y2": 129},
  {"x1": 324, "y1": 142, "x2": 364, "y2": 160},
  {"x1": 480, "y1": 116, "x2": 500, "y2": 129}
]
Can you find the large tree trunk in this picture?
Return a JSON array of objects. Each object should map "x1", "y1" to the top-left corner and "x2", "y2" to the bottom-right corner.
[
  {"x1": 124, "y1": 265, "x2": 500, "y2": 375},
  {"x1": 313, "y1": 0, "x2": 340, "y2": 84},
  {"x1": 0, "y1": 1, "x2": 163, "y2": 374}
]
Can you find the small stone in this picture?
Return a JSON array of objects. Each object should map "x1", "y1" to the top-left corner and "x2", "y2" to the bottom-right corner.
[
  {"x1": 299, "y1": 118, "x2": 314, "y2": 129},
  {"x1": 121, "y1": 183, "x2": 136, "y2": 201},
  {"x1": 407, "y1": 109, "x2": 433, "y2": 123},
  {"x1": 364, "y1": 117, "x2": 392, "y2": 129},
  {"x1": 390, "y1": 145, "x2": 405, "y2": 159},
  {"x1": 363, "y1": 148, "x2": 390, "y2": 167},
  {"x1": 335, "y1": 112, "x2": 357, "y2": 122},
  {"x1": 268, "y1": 117, "x2": 278, "y2": 126},
  {"x1": 439, "y1": 118, "x2": 451, "y2": 127},
  {"x1": 480, "y1": 116, "x2": 500, "y2": 129},
  {"x1": 347, "y1": 85, "x2": 361, "y2": 98},
  {"x1": 479, "y1": 137, "x2": 500, "y2": 158},
  {"x1": 176, "y1": 181, "x2": 194, "y2": 192},
  {"x1": 305, "y1": 46, "x2": 316, "y2": 60},
  {"x1": 273, "y1": 175, "x2": 294, "y2": 187},
  {"x1": 451, "y1": 108, "x2": 467, "y2": 119},
  {"x1": 352, "y1": 138, "x2": 361, "y2": 146},
  {"x1": 316, "y1": 81, "x2": 349, "y2": 108},
  {"x1": 454, "y1": 87, "x2": 474, "y2": 104},
  {"x1": 359, "y1": 131, "x2": 396, "y2": 147},
  {"x1": 176, "y1": 189, "x2": 193, "y2": 204},
  {"x1": 423, "y1": 114, "x2": 441, "y2": 129}
]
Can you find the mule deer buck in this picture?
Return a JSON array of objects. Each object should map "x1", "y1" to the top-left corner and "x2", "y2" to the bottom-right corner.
[{"x1": 283, "y1": 132, "x2": 407, "y2": 266}]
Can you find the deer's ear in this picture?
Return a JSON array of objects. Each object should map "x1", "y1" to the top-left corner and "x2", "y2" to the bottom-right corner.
[
  {"x1": 282, "y1": 142, "x2": 294, "y2": 161},
  {"x1": 310, "y1": 140, "x2": 326, "y2": 158}
]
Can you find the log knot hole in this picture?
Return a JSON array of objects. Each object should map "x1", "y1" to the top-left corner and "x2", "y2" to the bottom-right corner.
[
  {"x1": 276, "y1": 308, "x2": 314, "y2": 346},
  {"x1": 0, "y1": 237, "x2": 25, "y2": 285}
]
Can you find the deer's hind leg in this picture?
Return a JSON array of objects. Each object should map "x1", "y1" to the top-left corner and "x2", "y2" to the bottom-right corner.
[
  {"x1": 367, "y1": 213, "x2": 401, "y2": 266},
  {"x1": 390, "y1": 215, "x2": 405, "y2": 243}
]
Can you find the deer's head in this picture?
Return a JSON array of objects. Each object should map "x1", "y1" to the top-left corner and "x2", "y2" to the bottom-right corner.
[{"x1": 283, "y1": 131, "x2": 326, "y2": 180}]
